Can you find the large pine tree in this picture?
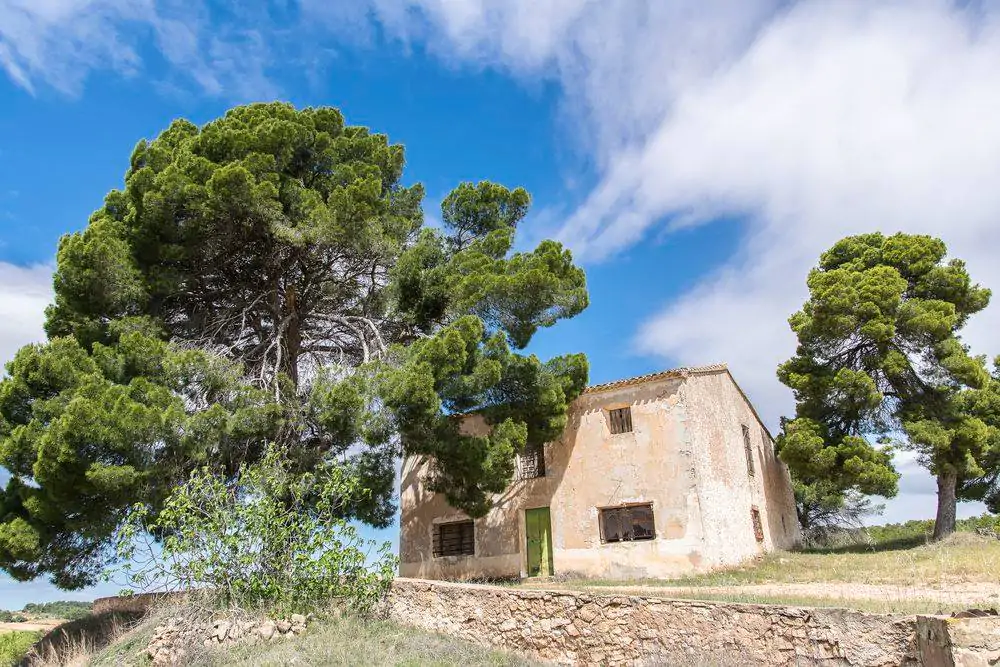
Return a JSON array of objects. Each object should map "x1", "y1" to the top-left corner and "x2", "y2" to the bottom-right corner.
[{"x1": 0, "y1": 103, "x2": 589, "y2": 588}]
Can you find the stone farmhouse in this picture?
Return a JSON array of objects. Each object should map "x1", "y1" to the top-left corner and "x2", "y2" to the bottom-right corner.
[{"x1": 399, "y1": 364, "x2": 800, "y2": 581}]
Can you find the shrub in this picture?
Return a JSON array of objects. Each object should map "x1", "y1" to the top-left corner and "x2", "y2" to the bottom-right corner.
[
  {"x1": 21, "y1": 601, "x2": 92, "y2": 620},
  {"x1": 113, "y1": 446, "x2": 396, "y2": 616},
  {"x1": 0, "y1": 630, "x2": 40, "y2": 666}
]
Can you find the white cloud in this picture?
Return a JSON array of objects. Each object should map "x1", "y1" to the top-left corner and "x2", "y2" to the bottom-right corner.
[
  {"x1": 0, "y1": 0, "x2": 277, "y2": 99},
  {"x1": 361, "y1": 0, "x2": 1000, "y2": 522},
  {"x1": 0, "y1": 263, "x2": 51, "y2": 373}
]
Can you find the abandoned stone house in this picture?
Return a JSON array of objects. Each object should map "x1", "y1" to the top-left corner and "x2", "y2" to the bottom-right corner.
[{"x1": 398, "y1": 364, "x2": 801, "y2": 581}]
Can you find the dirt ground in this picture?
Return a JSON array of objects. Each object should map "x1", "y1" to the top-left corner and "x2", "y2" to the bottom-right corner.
[
  {"x1": 0, "y1": 618, "x2": 66, "y2": 634},
  {"x1": 538, "y1": 581, "x2": 1000, "y2": 605}
]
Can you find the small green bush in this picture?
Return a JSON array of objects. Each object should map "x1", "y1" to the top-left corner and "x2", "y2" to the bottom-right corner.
[
  {"x1": 113, "y1": 446, "x2": 396, "y2": 616},
  {"x1": 0, "y1": 630, "x2": 41, "y2": 667}
]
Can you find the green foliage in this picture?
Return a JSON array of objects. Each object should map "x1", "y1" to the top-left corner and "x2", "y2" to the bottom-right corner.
[
  {"x1": 21, "y1": 601, "x2": 92, "y2": 620},
  {"x1": 0, "y1": 611, "x2": 26, "y2": 623},
  {"x1": 778, "y1": 232, "x2": 997, "y2": 536},
  {"x1": 0, "y1": 330, "x2": 279, "y2": 589},
  {"x1": 113, "y1": 446, "x2": 397, "y2": 616},
  {"x1": 0, "y1": 103, "x2": 588, "y2": 588},
  {"x1": 0, "y1": 630, "x2": 40, "y2": 667},
  {"x1": 863, "y1": 513, "x2": 1000, "y2": 546}
]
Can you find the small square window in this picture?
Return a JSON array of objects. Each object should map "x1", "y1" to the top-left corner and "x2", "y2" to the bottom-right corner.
[
  {"x1": 433, "y1": 520, "x2": 475, "y2": 557},
  {"x1": 742, "y1": 424, "x2": 755, "y2": 476},
  {"x1": 608, "y1": 407, "x2": 633, "y2": 434},
  {"x1": 599, "y1": 503, "x2": 655, "y2": 543},
  {"x1": 519, "y1": 443, "x2": 545, "y2": 479},
  {"x1": 751, "y1": 507, "x2": 764, "y2": 542}
]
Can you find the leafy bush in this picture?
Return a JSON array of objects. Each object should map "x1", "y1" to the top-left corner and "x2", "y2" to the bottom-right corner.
[
  {"x1": 113, "y1": 446, "x2": 396, "y2": 616},
  {"x1": 21, "y1": 601, "x2": 92, "y2": 620},
  {"x1": 0, "y1": 611, "x2": 25, "y2": 623},
  {"x1": 0, "y1": 630, "x2": 40, "y2": 666}
]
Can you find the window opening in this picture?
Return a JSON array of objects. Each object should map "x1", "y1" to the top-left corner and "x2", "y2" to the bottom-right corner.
[
  {"x1": 519, "y1": 442, "x2": 545, "y2": 479},
  {"x1": 608, "y1": 407, "x2": 633, "y2": 434},
  {"x1": 433, "y1": 520, "x2": 475, "y2": 557},
  {"x1": 742, "y1": 424, "x2": 755, "y2": 476},
  {"x1": 751, "y1": 507, "x2": 764, "y2": 542},
  {"x1": 599, "y1": 503, "x2": 655, "y2": 543}
]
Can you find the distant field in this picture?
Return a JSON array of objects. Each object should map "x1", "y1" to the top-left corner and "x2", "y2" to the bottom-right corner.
[
  {"x1": 521, "y1": 532, "x2": 1000, "y2": 614},
  {"x1": 0, "y1": 619, "x2": 65, "y2": 635}
]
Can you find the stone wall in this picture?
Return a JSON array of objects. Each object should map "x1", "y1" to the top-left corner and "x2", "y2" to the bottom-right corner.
[
  {"x1": 93, "y1": 581, "x2": 1000, "y2": 666},
  {"x1": 387, "y1": 578, "x2": 919, "y2": 666},
  {"x1": 92, "y1": 591, "x2": 185, "y2": 616},
  {"x1": 144, "y1": 613, "x2": 311, "y2": 666}
]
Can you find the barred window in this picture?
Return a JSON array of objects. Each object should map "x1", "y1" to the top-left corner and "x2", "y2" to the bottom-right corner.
[
  {"x1": 742, "y1": 424, "x2": 755, "y2": 476},
  {"x1": 433, "y1": 520, "x2": 475, "y2": 557},
  {"x1": 751, "y1": 507, "x2": 764, "y2": 542},
  {"x1": 519, "y1": 443, "x2": 545, "y2": 479},
  {"x1": 599, "y1": 503, "x2": 655, "y2": 543},
  {"x1": 608, "y1": 407, "x2": 633, "y2": 434}
]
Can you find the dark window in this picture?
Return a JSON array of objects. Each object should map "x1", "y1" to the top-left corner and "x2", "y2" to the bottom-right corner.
[
  {"x1": 599, "y1": 503, "x2": 655, "y2": 543},
  {"x1": 781, "y1": 515, "x2": 786, "y2": 533},
  {"x1": 742, "y1": 424, "x2": 755, "y2": 476},
  {"x1": 433, "y1": 520, "x2": 475, "y2": 557},
  {"x1": 751, "y1": 507, "x2": 764, "y2": 542},
  {"x1": 608, "y1": 407, "x2": 633, "y2": 434},
  {"x1": 519, "y1": 443, "x2": 545, "y2": 479}
]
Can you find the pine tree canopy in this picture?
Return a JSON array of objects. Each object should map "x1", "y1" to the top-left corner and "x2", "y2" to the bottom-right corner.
[
  {"x1": 0, "y1": 102, "x2": 589, "y2": 588},
  {"x1": 777, "y1": 232, "x2": 998, "y2": 538}
]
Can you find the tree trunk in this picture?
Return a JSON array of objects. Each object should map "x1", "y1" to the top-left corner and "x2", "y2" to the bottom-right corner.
[{"x1": 932, "y1": 470, "x2": 958, "y2": 541}]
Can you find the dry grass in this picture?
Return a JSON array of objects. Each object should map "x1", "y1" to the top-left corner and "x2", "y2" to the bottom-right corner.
[
  {"x1": 564, "y1": 533, "x2": 1000, "y2": 588},
  {"x1": 20, "y1": 612, "x2": 143, "y2": 667},
  {"x1": 89, "y1": 610, "x2": 537, "y2": 667},
  {"x1": 520, "y1": 533, "x2": 1000, "y2": 614},
  {"x1": 189, "y1": 614, "x2": 537, "y2": 667}
]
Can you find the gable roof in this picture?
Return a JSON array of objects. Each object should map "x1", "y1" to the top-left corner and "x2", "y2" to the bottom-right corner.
[
  {"x1": 582, "y1": 363, "x2": 729, "y2": 394},
  {"x1": 583, "y1": 363, "x2": 776, "y2": 441}
]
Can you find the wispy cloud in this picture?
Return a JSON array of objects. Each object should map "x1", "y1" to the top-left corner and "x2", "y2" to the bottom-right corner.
[
  {"x1": 0, "y1": 0, "x2": 278, "y2": 99},
  {"x1": 352, "y1": 0, "x2": 1000, "y2": 521}
]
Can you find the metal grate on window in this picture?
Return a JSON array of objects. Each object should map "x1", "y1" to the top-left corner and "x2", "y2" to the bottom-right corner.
[
  {"x1": 751, "y1": 507, "x2": 764, "y2": 542},
  {"x1": 519, "y1": 443, "x2": 545, "y2": 479},
  {"x1": 608, "y1": 407, "x2": 633, "y2": 434},
  {"x1": 433, "y1": 520, "x2": 475, "y2": 557},
  {"x1": 599, "y1": 503, "x2": 655, "y2": 543},
  {"x1": 742, "y1": 424, "x2": 755, "y2": 476}
]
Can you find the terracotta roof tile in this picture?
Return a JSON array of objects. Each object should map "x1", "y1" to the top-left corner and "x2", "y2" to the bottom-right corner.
[{"x1": 583, "y1": 363, "x2": 729, "y2": 394}]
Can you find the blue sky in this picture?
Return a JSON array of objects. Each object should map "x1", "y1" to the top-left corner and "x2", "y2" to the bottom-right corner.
[{"x1": 2, "y1": 0, "x2": 1000, "y2": 608}]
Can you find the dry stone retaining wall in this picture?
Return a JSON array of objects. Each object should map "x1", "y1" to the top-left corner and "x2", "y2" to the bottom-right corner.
[{"x1": 388, "y1": 578, "x2": 920, "y2": 666}]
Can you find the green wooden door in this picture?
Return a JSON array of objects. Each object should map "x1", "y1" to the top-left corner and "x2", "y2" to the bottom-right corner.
[{"x1": 525, "y1": 507, "x2": 553, "y2": 577}]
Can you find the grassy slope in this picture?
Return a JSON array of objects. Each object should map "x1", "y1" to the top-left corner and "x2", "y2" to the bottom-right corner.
[{"x1": 93, "y1": 613, "x2": 538, "y2": 667}]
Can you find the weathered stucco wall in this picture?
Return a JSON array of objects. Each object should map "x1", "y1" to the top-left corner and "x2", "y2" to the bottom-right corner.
[
  {"x1": 399, "y1": 367, "x2": 800, "y2": 581},
  {"x1": 388, "y1": 578, "x2": 920, "y2": 666},
  {"x1": 682, "y1": 371, "x2": 800, "y2": 569}
]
